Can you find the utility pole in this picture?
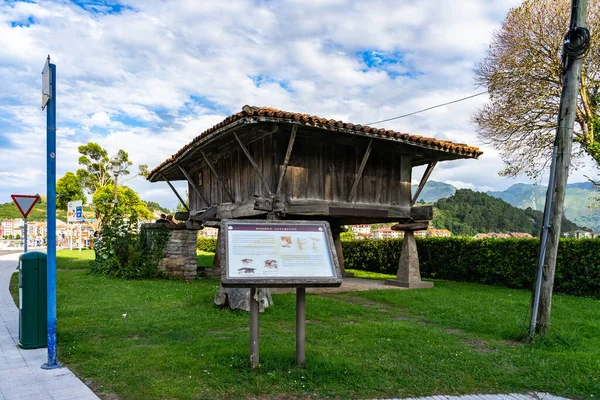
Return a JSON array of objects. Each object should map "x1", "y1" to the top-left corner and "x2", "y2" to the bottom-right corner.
[{"x1": 530, "y1": 0, "x2": 590, "y2": 338}]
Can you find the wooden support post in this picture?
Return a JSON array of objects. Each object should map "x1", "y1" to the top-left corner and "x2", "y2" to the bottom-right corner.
[
  {"x1": 411, "y1": 157, "x2": 439, "y2": 206},
  {"x1": 199, "y1": 149, "x2": 235, "y2": 202},
  {"x1": 212, "y1": 229, "x2": 221, "y2": 277},
  {"x1": 160, "y1": 174, "x2": 189, "y2": 212},
  {"x1": 296, "y1": 287, "x2": 306, "y2": 366},
  {"x1": 331, "y1": 227, "x2": 352, "y2": 277},
  {"x1": 347, "y1": 139, "x2": 374, "y2": 202},
  {"x1": 233, "y1": 131, "x2": 273, "y2": 196},
  {"x1": 385, "y1": 229, "x2": 432, "y2": 289},
  {"x1": 249, "y1": 287, "x2": 260, "y2": 368},
  {"x1": 177, "y1": 164, "x2": 210, "y2": 207},
  {"x1": 276, "y1": 125, "x2": 298, "y2": 195}
]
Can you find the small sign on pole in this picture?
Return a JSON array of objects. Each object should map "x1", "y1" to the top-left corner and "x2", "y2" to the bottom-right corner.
[
  {"x1": 67, "y1": 200, "x2": 83, "y2": 223},
  {"x1": 42, "y1": 56, "x2": 51, "y2": 110},
  {"x1": 11, "y1": 195, "x2": 40, "y2": 253},
  {"x1": 11, "y1": 195, "x2": 40, "y2": 219}
]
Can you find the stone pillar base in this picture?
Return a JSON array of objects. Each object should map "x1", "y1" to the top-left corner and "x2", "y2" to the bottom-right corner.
[
  {"x1": 386, "y1": 229, "x2": 432, "y2": 289},
  {"x1": 384, "y1": 279, "x2": 434, "y2": 289}
]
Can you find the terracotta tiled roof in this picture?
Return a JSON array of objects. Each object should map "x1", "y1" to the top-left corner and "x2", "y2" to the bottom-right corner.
[{"x1": 149, "y1": 105, "x2": 483, "y2": 180}]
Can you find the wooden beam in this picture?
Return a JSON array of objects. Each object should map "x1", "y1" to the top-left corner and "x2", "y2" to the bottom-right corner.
[
  {"x1": 286, "y1": 199, "x2": 433, "y2": 220},
  {"x1": 411, "y1": 157, "x2": 439, "y2": 206},
  {"x1": 177, "y1": 164, "x2": 210, "y2": 207},
  {"x1": 276, "y1": 125, "x2": 298, "y2": 195},
  {"x1": 347, "y1": 138, "x2": 374, "y2": 202},
  {"x1": 391, "y1": 222, "x2": 429, "y2": 231},
  {"x1": 199, "y1": 148, "x2": 235, "y2": 202},
  {"x1": 160, "y1": 173, "x2": 189, "y2": 212},
  {"x1": 233, "y1": 130, "x2": 273, "y2": 197}
]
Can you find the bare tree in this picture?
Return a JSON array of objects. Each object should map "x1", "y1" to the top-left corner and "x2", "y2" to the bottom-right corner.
[{"x1": 474, "y1": 0, "x2": 600, "y2": 178}]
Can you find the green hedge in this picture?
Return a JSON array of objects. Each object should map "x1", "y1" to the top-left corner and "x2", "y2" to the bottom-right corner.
[
  {"x1": 197, "y1": 238, "x2": 217, "y2": 252},
  {"x1": 342, "y1": 237, "x2": 600, "y2": 298}
]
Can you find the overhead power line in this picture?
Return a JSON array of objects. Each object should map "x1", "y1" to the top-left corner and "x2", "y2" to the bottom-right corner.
[{"x1": 365, "y1": 91, "x2": 489, "y2": 125}]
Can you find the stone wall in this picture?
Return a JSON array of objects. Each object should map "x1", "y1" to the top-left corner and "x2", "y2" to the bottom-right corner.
[{"x1": 143, "y1": 224, "x2": 198, "y2": 279}]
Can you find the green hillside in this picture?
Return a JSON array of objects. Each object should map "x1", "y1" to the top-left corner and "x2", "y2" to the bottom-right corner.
[
  {"x1": 0, "y1": 200, "x2": 166, "y2": 223},
  {"x1": 0, "y1": 201, "x2": 86, "y2": 222},
  {"x1": 433, "y1": 189, "x2": 581, "y2": 236}
]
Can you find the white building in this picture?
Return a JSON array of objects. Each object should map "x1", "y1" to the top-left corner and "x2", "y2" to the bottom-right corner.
[
  {"x1": 351, "y1": 224, "x2": 371, "y2": 236},
  {"x1": 371, "y1": 226, "x2": 402, "y2": 240},
  {"x1": 2, "y1": 219, "x2": 23, "y2": 237}
]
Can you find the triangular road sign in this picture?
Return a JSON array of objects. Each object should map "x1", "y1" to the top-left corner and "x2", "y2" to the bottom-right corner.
[{"x1": 11, "y1": 195, "x2": 40, "y2": 218}]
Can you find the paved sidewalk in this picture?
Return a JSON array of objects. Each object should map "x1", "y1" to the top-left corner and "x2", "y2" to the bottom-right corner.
[{"x1": 0, "y1": 253, "x2": 98, "y2": 400}]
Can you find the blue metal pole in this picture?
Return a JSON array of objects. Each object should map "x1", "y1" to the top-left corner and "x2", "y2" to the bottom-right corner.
[{"x1": 42, "y1": 61, "x2": 61, "y2": 369}]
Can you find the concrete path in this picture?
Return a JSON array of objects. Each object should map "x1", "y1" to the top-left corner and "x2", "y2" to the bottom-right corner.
[{"x1": 0, "y1": 253, "x2": 99, "y2": 400}]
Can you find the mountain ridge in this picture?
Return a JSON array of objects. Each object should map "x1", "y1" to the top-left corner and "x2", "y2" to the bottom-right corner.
[{"x1": 413, "y1": 181, "x2": 600, "y2": 231}]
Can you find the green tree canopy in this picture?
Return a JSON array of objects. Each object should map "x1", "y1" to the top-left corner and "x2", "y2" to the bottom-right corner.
[
  {"x1": 92, "y1": 185, "x2": 153, "y2": 224},
  {"x1": 474, "y1": 0, "x2": 600, "y2": 177},
  {"x1": 56, "y1": 172, "x2": 86, "y2": 211}
]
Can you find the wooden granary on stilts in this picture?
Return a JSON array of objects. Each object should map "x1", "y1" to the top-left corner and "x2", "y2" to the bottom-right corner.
[{"x1": 148, "y1": 105, "x2": 481, "y2": 287}]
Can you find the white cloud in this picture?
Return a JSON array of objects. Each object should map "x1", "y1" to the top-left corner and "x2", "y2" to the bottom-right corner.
[{"x1": 0, "y1": 0, "x2": 596, "y2": 210}]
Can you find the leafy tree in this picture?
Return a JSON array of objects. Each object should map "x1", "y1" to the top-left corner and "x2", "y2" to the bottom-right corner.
[
  {"x1": 473, "y1": 0, "x2": 600, "y2": 177},
  {"x1": 76, "y1": 143, "x2": 131, "y2": 195},
  {"x1": 145, "y1": 201, "x2": 170, "y2": 214},
  {"x1": 174, "y1": 190, "x2": 189, "y2": 213},
  {"x1": 92, "y1": 185, "x2": 153, "y2": 224},
  {"x1": 340, "y1": 230, "x2": 355, "y2": 241},
  {"x1": 56, "y1": 172, "x2": 86, "y2": 210}
]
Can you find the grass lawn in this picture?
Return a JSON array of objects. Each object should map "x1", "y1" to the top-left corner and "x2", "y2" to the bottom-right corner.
[
  {"x1": 11, "y1": 251, "x2": 600, "y2": 399},
  {"x1": 196, "y1": 250, "x2": 214, "y2": 268},
  {"x1": 56, "y1": 248, "x2": 95, "y2": 269}
]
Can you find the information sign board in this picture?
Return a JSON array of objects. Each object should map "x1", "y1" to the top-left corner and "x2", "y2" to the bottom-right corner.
[
  {"x1": 220, "y1": 220, "x2": 342, "y2": 288},
  {"x1": 67, "y1": 200, "x2": 83, "y2": 222}
]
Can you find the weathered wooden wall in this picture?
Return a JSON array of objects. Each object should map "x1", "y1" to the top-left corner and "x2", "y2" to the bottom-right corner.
[{"x1": 187, "y1": 125, "x2": 413, "y2": 213}]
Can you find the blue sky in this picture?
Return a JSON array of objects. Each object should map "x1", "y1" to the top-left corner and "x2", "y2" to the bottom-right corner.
[{"x1": 0, "y1": 0, "x2": 597, "y2": 210}]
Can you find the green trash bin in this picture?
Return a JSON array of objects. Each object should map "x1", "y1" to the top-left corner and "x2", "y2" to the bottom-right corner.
[{"x1": 18, "y1": 252, "x2": 47, "y2": 349}]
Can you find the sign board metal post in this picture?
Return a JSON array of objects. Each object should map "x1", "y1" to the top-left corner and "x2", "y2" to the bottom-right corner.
[
  {"x1": 249, "y1": 288, "x2": 259, "y2": 368},
  {"x1": 11, "y1": 195, "x2": 40, "y2": 254},
  {"x1": 220, "y1": 219, "x2": 342, "y2": 368},
  {"x1": 296, "y1": 288, "x2": 306, "y2": 366},
  {"x1": 24, "y1": 218, "x2": 28, "y2": 253},
  {"x1": 41, "y1": 56, "x2": 61, "y2": 370}
]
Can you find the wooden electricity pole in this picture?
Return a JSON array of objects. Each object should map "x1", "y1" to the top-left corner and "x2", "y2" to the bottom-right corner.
[{"x1": 530, "y1": 0, "x2": 590, "y2": 338}]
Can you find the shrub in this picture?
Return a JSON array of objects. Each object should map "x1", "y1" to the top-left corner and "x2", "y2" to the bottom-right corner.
[
  {"x1": 197, "y1": 237, "x2": 217, "y2": 252},
  {"x1": 90, "y1": 210, "x2": 170, "y2": 279},
  {"x1": 342, "y1": 237, "x2": 600, "y2": 298}
]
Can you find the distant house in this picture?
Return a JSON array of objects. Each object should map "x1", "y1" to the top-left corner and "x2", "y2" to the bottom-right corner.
[
  {"x1": 351, "y1": 224, "x2": 371, "y2": 237},
  {"x1": 427, "y1": 228, "x2": 451, "y2": 237},
  {"x1": 509, "y1": 232, "x2": 534, "y2": 239},
  {"x1": 371, "y1": 226, "x2": 402, "y2": 240},
  {"x1": 564, "y1": 230, "x2": 599, "y2": 239},
  {"x1": 2, "y1": 219, "x2": 23, "y2": 237},
  {"x1": 198, "y1": 226, "x2": 218, "y2": 239},
  {"x1": 474, "y1": 232, "x2": 533, "y2": 239},
  {"x1": 474, "y1": 232, "x2": 511, "y2": 239}
]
